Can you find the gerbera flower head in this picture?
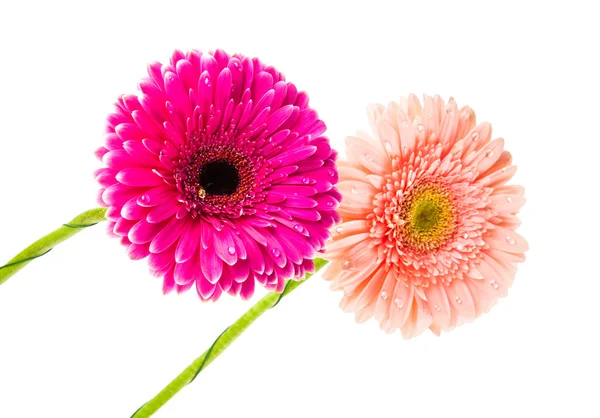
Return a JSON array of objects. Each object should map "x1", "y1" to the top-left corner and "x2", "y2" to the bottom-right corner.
[
  {"x1": 95, "y1": 49, "x2": 340, "y2": 301},
  {"x1": 324, "y1": 94, "x2": 527, "y2": 338}
]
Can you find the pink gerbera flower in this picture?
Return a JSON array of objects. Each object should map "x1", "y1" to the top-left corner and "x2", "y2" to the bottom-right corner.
[
  {"x1": 95, "y1": 49, "x2": 340, "y2": 301},
  {"x1": 324, "y1": 94, "x2": 527, "y2": 338}
]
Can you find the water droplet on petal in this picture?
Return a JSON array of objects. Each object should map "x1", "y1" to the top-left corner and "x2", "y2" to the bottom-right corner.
[
  {"x1": 328, "y1": 169, "x2": 335, "y2": 177},
  {"x1": 294, "y1": 224, "x2": 304, "y2": 233},
  {"x1": 326, "y1": 201, "x2": 334, "y2": 207},
  {"x1": 417, "y1": 124, "x2": 425, "y2": 133},
  {"x1": 364, "y1": 154, "x2": 373, "y2": 162},
  {"x1": 445, "y1": 104, "x2": 454, "y2": 114},
  {"x1": 301, "y1": 177, "x2": 310, "y2": 184},
  {"x1": 271, "y1": 248, "x2": 281, "y2": 257},
  {"x1": 506, "y1": 236, "x2": 516, "y2": 245},
  {"x1": 394, "y1": 298, "x2": 404, "y2": 308},
  {"x1": 455, "y1": 297, "x2": 462, "y2": 304},
  {"x1": 335, "y1": 226, "x2": 344, "y2": 234},
  {"x1": 506, "y1": 196, "x2": 513, "y2": 203},
  {"x1": 463, "y1": 233, "x2": 469, "y2": 239},
  {"x1": 380, "y1": 291, "x2": 389, "y2": 300},
  {"x1": 140, "y1": 194, "x2": 150, "y2": 204},
  {"x1": 227, "y1": 246, "x2": 236, "y2": 255},
  {"x1": 351, "y1": 187, "x2": 359, "y2": 196},
  {"x1": 471, "y1": 132, "x2": 479, "y2": 141},
  {"x1": 198, "y1": 188, "x2": 206, "y2": 199},
  {"x1": 204, "y1": 77, "x2": 211, "y2": 86},
  {"x1": 384, "y1": 141, "x2": 393, "y2": 153},
  {"x1": 486, "y1": 149, "x2": 494, "y2": 158},
  {"x1": 434, "y1": 304, "x2": 441, "y2": 312},
  {"x1": 490, "y1": 280, "x2": 499, "y2": 289},
  {"x1": 341, "y1": 260, "x2": 355, "y2": 270}
]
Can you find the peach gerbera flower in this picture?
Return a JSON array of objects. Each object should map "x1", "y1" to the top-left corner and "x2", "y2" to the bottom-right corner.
[{"x1": 323, "y1": 94, "x2": 527, "y2": 338}]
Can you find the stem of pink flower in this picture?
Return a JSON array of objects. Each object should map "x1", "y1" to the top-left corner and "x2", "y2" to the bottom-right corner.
[
  {"x1": 0, "y1": 207, "x2": 107, "y2": 286},
  {"x1": 130, "y1": 257, "x2": 329, "y2": 418}
]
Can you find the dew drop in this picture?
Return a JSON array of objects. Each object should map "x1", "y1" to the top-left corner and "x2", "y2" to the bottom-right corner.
[
  {"x1": 506, "y1": 236, "x2": 516, "y2": 245},
  {"x1": 140, "y1": 194, "x2": 150, "y2": 204},
  {"x1": 506, "y1": 196, "x2": 513, "y2": 203},
  {"x1": 326, "y1": 201, "x2": 334, "y2": 207},
  {"x1": 335, "y1": 226, "x2": 344, "y2": 234},
  {"x1": 394, "y1": 298, "x2": 404, "y2": 308},
  {"x1": 227, "y1": 246, "x2": 236, "y2": 255},
  {"x1": 351, "y1": 187, "x2": 359, "y2": 196},
  {"x1": 380, "y1": 291, "x2": 389, "y2": 300},
  {"x1": 486, "y1": 149, "x2": 494, "y2": 158},
  {"x1": 471, "y1": 132, "x2": 479, "y2": 141},
  {"x1": 294, "y1": 224, "x2": 304, "y2": 233},
  {"x1": 301, "y1": 177, "x2": 310, "y2": 184},
  {"x1": 341, "y1": 260, "x2": 355, "y2": 271},
  {"x1": 204, "y1": 77, "x2": 211, "y2": 86},
  {"x1": 384, "y1": 141, "x2": 393, "y2": 153},
  {"x1": 490, "y1": 280, "x2": 499, "y2": 290},
  {"x1": 434, "y1": 304, "x2": 441, "y2": 312},
  {"x1": 445, "y1": 104, "x2": 454, "y2": 115},
  {"x1": 271, "y1": 248, "x2": 281, "y2": 257},
  {"x1": 416, "y1": 124, "x2": 425, "y2": 133},
  {"x1": 328, "y1": 169, "x2": 335, "y2": 177},
  {"x1": 364, "y1": 154, "x2": 374, "y2": 162},
  {"x1": 455, "y1": 297, "x2": 463, "y2": 304},
  {"x1": 463, "y1": 233, "x2": 469, "y2": 239}
]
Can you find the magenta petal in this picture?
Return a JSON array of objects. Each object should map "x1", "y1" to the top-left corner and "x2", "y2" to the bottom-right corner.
[
  {"x1": 147, "y1": 201, "x2": 180, "y2": 223},
  {"x1": 272, "y1": 145, "x2": 317, "y2": 167},
  {"x1": 148, "y1": 244, "x2": 176, "y2": 272},
  {"x1": 162, "y1": 268, "x2": 176, "y2": 294},
  {"x1": 213, "y1": 228, "x2": 237, "y2": 266},
  {"x1": 174, "y1": 251, "x2": 201, "y2": 285},
  {"x1": 196, "y1": 275, "x2": 217, "y2": 300},
  {"x1": 117, "y1": 168, "x2": 164, "y2": 187},
  {"x1": 149, "y1": 216, "x2": 185, "y2": 254},
  {"x1": 228, "y1": 261, "x2": 250, "y2": 283},
  {"x1": 239, "y1": 277, "x2": 255, "y2": 300},
  {"x1": 137, "y1": 186, "x2": 177, "y2": 207},
  {"x1": 121, "y1": 196, "x2": 148, "y2": 220},
  {"x1": 200, "y1": 246, "x2": 223, "y2": 283},
  {"x1": 175, "y1": 219, "x2": 201, "y2": 263},
  {"x1": 128, "y1": 243, "x2": 150, "y2": 260},
  {"x1": 128, "y1": 219, "x2": 165, "y2": 244}
]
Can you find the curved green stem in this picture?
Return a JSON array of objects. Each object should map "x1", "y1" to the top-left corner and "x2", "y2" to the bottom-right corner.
[
  {"x1": 131, "y1": 258, "x2": 329, "y2": 418},
  {"x1": 0, "y1": 207, "x2": 107, "y2": 286}
]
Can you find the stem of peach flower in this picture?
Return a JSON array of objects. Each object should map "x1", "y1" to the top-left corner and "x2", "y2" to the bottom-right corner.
[
  {"x1": 0, "y1": 207, "x2": 107, "y2": 286},
  {"x1": 130, "y1": 257, "x2": 329, "y2": 418}
]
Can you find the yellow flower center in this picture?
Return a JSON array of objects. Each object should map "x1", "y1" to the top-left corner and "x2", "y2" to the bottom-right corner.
[{"x1": 400, "y1": 182, "x2": 456, "y2": 252}]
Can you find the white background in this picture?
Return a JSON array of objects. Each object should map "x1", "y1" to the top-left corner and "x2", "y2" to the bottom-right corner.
[{"x1": 0, "y1": 1, "x2": 598, "y2": 417}]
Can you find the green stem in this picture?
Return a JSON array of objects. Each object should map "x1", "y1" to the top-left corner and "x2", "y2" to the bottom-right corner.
[
  {"x1": 131, "y1": 257, "x2": 329, "y2": 418},
  {"x1": 0, "y1": 207, "x2": 107, "y2": 286}
]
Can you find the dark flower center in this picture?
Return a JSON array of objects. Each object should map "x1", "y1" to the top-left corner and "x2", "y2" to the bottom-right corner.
[{"x1": 199, "y1": 160, "x2": 240, "y2": 196}]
